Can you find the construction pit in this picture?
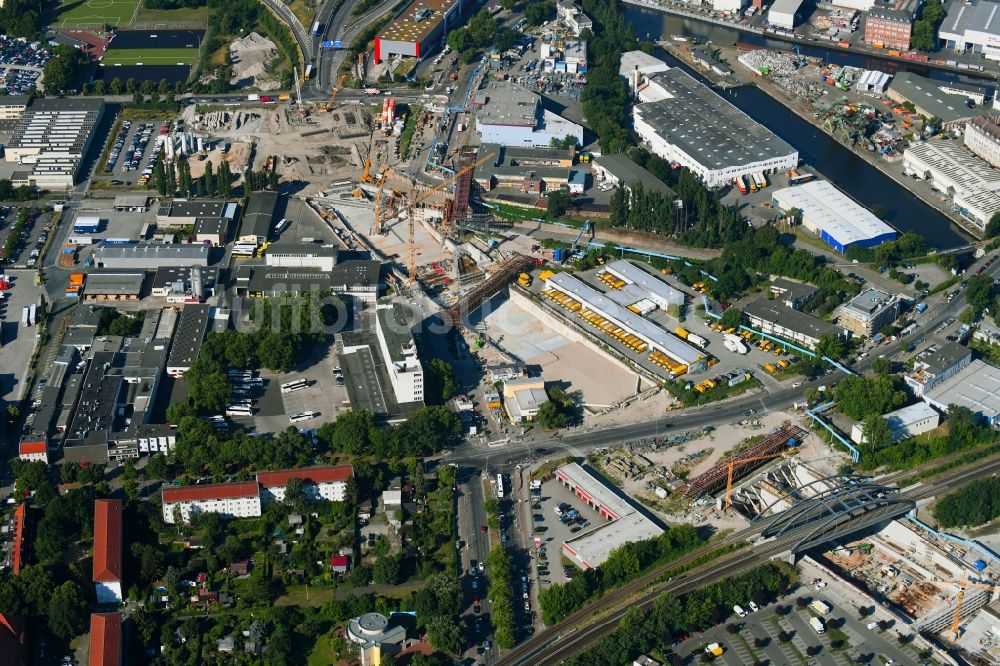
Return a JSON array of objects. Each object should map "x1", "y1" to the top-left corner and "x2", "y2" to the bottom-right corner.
[{"x1": 180, "y1": 104, "x2": 376, "y2": 192}]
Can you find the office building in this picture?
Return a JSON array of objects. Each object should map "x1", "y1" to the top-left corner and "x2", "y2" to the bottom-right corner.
[
  {"x1": 473, "y1": 81, "x2": 584, "y2": 148},
  {"x1": 632, "y1": 67, "x2": 798, "y2": 189},
  {"x1": 557, "y1": 0, "x2": 593, "y2": 35},
  {"x1": 940, "y1": 0, "x2": 1000, "y2": 61},
  {"x1": 965, "y1": 116, "x2": 1000, "y2": 168},
  {"x1": 903, "y1": 140, "x2": 1000, "y2": 231},
  {"x1": 257, "y1": 465, "x2": 354, "y2": 502},
  {"x1": 922, "y1": 359, "x2": 1000, "y2": 426},
  {"x1": 905, "y1": 341, "x2": 973, "y2": 396},
  {"x1": 375, "y1": 303, "x2": 424, "y2": 404},
  {"x1": 744, "y1": 298, "x2": 849, "y2": 350},
  {"x1": 887, "y1": 72, "x2": 984, "y2": 127},
  {"x1": 92, "y1": 500, "x2": 123, "y2": 604},
  {"x1": 3, "y1": 98, "x2": 105, "y2": 187},
  {"x1": 850, "y1": 402, "x2": 940, "y2": 444},
  {"x1": 374, "y1": 0, "x2": 472, "y2": 62},
  {"x1": 838, "y1": 288, "x2": 899, "y2": 337},
  {"x1": 770, "y1": 179, "x2": 897, "y2": 252},
  {"x1": 557, "y1": 463, "x2": 664, "y2": 569},
  {"x1": 769, "y1": 278, "x2": 819, "y2": 310},
  {"x1": 161, "y1": 481, "x2": 262, "y2": 524},
  {"x1": 864, "y1": 2, "x2": 918, "y2": 50}
]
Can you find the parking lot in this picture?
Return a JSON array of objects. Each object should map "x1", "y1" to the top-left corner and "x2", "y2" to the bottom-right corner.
[
  {"x1": 673, "y1": 590, "x2": 931, "y2": 666},
  {"x1": 67, "y1": 206, "x2": 156, "y2": 248},
  {"x1": 0, "y1": 270, "x2": 44, "y2": 405},
  {"x1": 101, "y1": 118, "x2": 170, "y2": 186},
  {"x1": 2, "y1": 207, "x2": 52, "y2": 270},
  {"x1": 252, "y1": 338, "x2": 346, "y2": 433},
  {"x1": 0, "y1": 35, "x2": 50, "y2": 95},
  {"x1": 529, "y1": 476, "x2": 600, "y2": 587}
]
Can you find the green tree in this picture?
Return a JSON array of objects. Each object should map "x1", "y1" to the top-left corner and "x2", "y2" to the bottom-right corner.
[
  {"x1": 546, "y1": 189, "x2": 573, "y2": 218},
  {"x1": 833, "y1": 375, "x2": 908, "y2": 420},
  {"x1": 862, "y1": 414, "x2": 892, "y2": 452},
  {"x1": 42, "y1": 44, "x2": 84, "y2": 93},
  {"x1": 426, "y1": 615, "x2": 464, "y2": 654},
  {"x1": 426, "y1": 358, "x2": 459, "y2": 404},
  {"x1": 815, "y1": 334, "x2": 847, "y2": 361},
  {"x1": 871, "y1": 356, "x2": 891, "y2": 376},
  {"x1": 965, "y1": 273, "x2": 994, "y2": 314},
  {"x1": 48, "y1": 582, "x2": 89, "y2": 639},
  {"x1": 719, "y1": 307, "x2": 743, "y2": 330},
  {"x1": 985, "y1": 211, "x2": 1000, "y2": 239},
  {"x1": 372, "y1": 554, "x2": 402, "y2": 585},
  {"x1": 933, "y1": 477, "x2": 1000, "y2": 527},
  {"x1": 535, "y1": 400, "x2": 568, "y2": 429}
]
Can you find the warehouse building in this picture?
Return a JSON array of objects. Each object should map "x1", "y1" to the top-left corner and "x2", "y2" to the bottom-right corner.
[
  {"x1": 264, "y1": 243, "x2": 338, "y2": 271},
  {"x1": 905, "y1": 341, "x2": 973, "y2": 396},
  {"x1": 93, "y1": 243, "x2": 210, "y2": 269},
  {"x1": 544, "y1": 271, "x2": 707, "y2": 374},
  {"x1": 592, "y1": 154, "x2": 677, "y2": 201},
  {"x1": 156, "y1": 200, "x2": 231, "y2": 227},
  {"x1": 940, "y1": 0, "x2": 1000, "y2": 61},
  {"x1": 769, "y1": 278, "x2": 818, "y2": 311},
  {"x1": 113, "y1": 194, "x2": 151, "y2": 213},
  {"x1": 374, "y1": 0, "x2": 472, "y2": 62},
  {"x1": 903, "y1": 140, "x2": 1000, "y2": 231},
  {"x1": 838, "y1": 288, "x2": 899, "y2": 337},
  {"x1": 240, "y1": 191, "x2": 279, "y2": 243},
  {"x1": 3, "y1": 98, "x2": 105, "y2": 187},
  {"x1": 632, "y1": 68, "x2": 798, "y2": 189},
  {"x1": 923, "y1": 359, "x2": 1000, "y2": 427},
  {"x1": 850, "y1": 402, "x2": 940, "y2": 444},
  {"x1": 473, "y1": 81, "x2": 584, "y2": 148},
  {"x1": 472, "y1": 144, "x2": 573, "y2": 193},
  {"x1": 150, "y1": 266, "x2": 218, "y2": 302},
  {"x1": 619, "y1": 50, "x2": 670, "y2": 80},
  {"x1": 375, "y1": 302, "x2": 424, "y2": 405},
  {"x1": 166, "y1": 304, "x2": 210, "y2": 378},
  {"x1": 556, "y1": 463, "x2": 665, "y2": 569},
  {"x1": 603, "y1": 260, "x2": 685, "y2": 309},
  {"x1": 768, "y1": 0, "x2": 806, "y2": 29},
  {"x1": 770, "y1": 179, "x2": 897, "y2": 252},
  {"x1": 83, "y1": 272, "x2": 145, "y2": 301},
  {"x1": 855, "y1": 69, "x2": 891, "y2": 95},
  {"x1": 964, "y1": 116, "x2": 1000, "y2": 168},
  {"x1": 744, "y1": 298, "x2": 849, "y2": 350},
  {"x1": 236, "y1": 260, "x2": 381, "y2": 303},
  {"x1": 193, "y1": 216, "x2": 229, "y2": 246},
  {"x1": 887, "y1": 72, "x2": 983, "y2": 127}
]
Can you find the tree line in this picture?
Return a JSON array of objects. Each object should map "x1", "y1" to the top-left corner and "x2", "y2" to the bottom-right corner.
[
  {"x1": 579, "y1": 0, "x2": 636, "y2": 154},
  {"x1": 538, "y1": 524, "x2": 703, "y2": 624},
  {"x1": 933, "y1": 477, "x2": 1000, "y2": 528},
  {"x1": 487, "y1": 546, "x2": 517, "y2": 649},
  {"x1": 153, "y1": 155, "x2": 234, "y2": 199}
]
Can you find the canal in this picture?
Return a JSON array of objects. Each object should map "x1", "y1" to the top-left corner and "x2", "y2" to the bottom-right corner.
[{"x1": 624, "y1": 5, "x2": 978, "y2": 249}]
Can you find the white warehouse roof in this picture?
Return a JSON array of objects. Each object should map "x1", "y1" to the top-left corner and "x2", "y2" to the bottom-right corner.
[
  {"x1": 771, "y1": 179, "x2": 896, "y2": 247},
  {"x1": 924, "y1": 359, "x2": 1000, "y2": 422},
  {"x1": 546, "y1": 271, "x2": 702, "y2": 365},
  {"x1": 619, "y1": 50, "x2": 670, "y2": 79},
  {"x1": 769, "y1": 0, "x2": 804, "y2": 18},
  {"x1": 604, "y1": 260, "x2": 685, "y2": 307}
]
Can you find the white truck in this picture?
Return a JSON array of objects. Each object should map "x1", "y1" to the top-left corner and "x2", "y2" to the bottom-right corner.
[
  {"x1": 687, "y1": 333, "x2": 708, "y2": 348},
  {"x1": 723, "y1": 333, "x2": 748, "y2": 354},
  {"x1": 810, "y1": 617, "x2": 825, "y2": 633},
  {"x1": 810, "y1": 599, "x2": 831, "y2": 615},
  {"x1": 247, "y1": 94, "x2": 260, "y2": 101}
]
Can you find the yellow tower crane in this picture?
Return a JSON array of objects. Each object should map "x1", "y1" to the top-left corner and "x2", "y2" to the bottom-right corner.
[
  {"x1": 948, "y1": 579, "x2": 999, "y2": 640},
  {"x1": 723, "y1": 448, "x2": 799, "y2": 511}
]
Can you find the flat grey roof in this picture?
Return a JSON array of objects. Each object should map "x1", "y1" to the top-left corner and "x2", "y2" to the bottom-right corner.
[
  {"x1": 94, "y1": 243, "x2": 209, "y2": 262},
  {"x1": 889, "y1": 72, "x2": 981, "y2": 124},
  {"x1": 843, "y1": 288, "x2": 895, "y2": 317},
  {"x1": 114, "y1": 194, "x2": 151, "y2": 208},
  {"x1": 770, "y1": 278, "x2": 819, "y2": 302},
  {"x1": 376, "y1": 303, "x2": 418, "y2": 364},
  {"x1": 593, "y1": 154, "x2": 677, "y2": 198},
  {"x1": 0, "y1": 95, "x2": 29, "y2": 108},
  {"x1": 745, "y1": 297, "x2": 845, "y2": 339},
  {"x1": 157, "y1": 199, "x2": 229, "y2": 219},
  {"x1": 245, "y1": 267, "x2": 332, "y2": 293},
  {"x1": 243, "y1": 192, "x2": 278, "y2": 238},
  {"x1": 166, "y1": 304, "x2": 210, "y2": 370},
  {"x1": 266, "y1": 242, "x2": 339, "y2": 258},
  {"x1": 941, "y1": 0, "x2": 1000, "y2": 36},
  {"x1": 193, "y1": 216, "x2": 227, "y2": 235},
  {"x1": 331, "y1": 260, "x2": 381, "y2": 288},
  {"x1": 921, "y1": 341, "x2": 972, "y2": 376},
  {"x1": 926, "y1": 359, "x2": 1000, "y2": 417},
  {"x1": 85, "y1": 271, "x2": 145, "y2": 296},
  {"x1": 342, "y1": 345, "x2": 389, "y2": 416},
  {"x1": 474, "y1": 82, "x2": 539, "y2": 129},
  {"x1": 634, "y1": 68, "x2": 796, "y2": 171}
]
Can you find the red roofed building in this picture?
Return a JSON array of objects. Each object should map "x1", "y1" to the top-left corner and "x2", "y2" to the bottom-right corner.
[
  {"x1": 330, "y1": 555, "x2": 350, "y2": 573},
  {"x1": 17, "y1": 438, "x2": 47, "y2": 464},
  {"x1": 89, "y1": 612, "x2": 122, "y2": 666},
  {"x1": 93, "y1": 499, "x2": 123, "y2": 603},
  {"x1": 10, "y1": 503, "x2": 26, "y2": 576},
  {"x1": 257, "y1": 465, "x2": 354, "y2": 503},
  {"x1": 0, "y1": 614, "x2": 25, "y2": 665},
  {"x1": 161, "y1": 482, "x2": 261, "y2": 524}
]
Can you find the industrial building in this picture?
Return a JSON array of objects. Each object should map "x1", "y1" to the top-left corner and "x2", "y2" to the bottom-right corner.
[
  {"x1": 850, "y1": 402, "x2": 940, "y2": 444},
  {"x1": 939, "y1": 0, "x2": 1000, "y2": 61},
  {"x1": 903, "y1": 140, "x2": 1000, "y2": 231},
  {"x1": 374, "y1": 0, "x2": 471, "y2": 62},
  {"x1": 744, "y1": 298, "x2": 848, "y2": 350},
  {"x1": 93, "y1": 243, "x2": 210, "y2": 269},
  {"x1": 155, "y1": 200, "x2": 231, "y2": 227},
  {"x1": 557, "y1": 0, "x2": 593, "y2": 35},
  {"x1": 770, "y1": 179, "x2": 897, "y2": 252},
  {"x1": 161, "y1": 481, "x2": 263, "y2": 524},
  {"x1": 713, "y1": 0, "x2": 746, "y2": 14},
  {"x1": 0, "y1": 95, "x2": 29, "y2": 121},
  {"x1": 838, "y1": 288, "x2": 899, "y2": 337},
  {"x1": 264, "y1": 243, "x2": 338, "y2": 272},
  {"x1": 855, "y1": 69, "x2": 891, "y2": 95},
  {"x1": 193, "y1": 216, "x2": 230, "y2": 246},
  {"x1": 631, "y1": 67, "x2": 799, "y2": 189},
  {"x1": 375, "y1": 302, "x2": 424, "y2": 405},
  {"x1": 543, "y1": 271, "x2": 706, "y2": 375},
  {"x1": 473, "y1": 143, "x2": 575, "y2": 193},
  {"x1": 3, "y1": 98, "x2": 105, "y2": 187},
  {"x1": 113, "y1": 194, "x2": 151, "y2": 212},
  {"x1": 240, "y1": 191, "x2": 279, "y2": 243},
  {"x1": 887, "y1": 72, "x2": 983, "y2": 127},
  {"x1": 904, "y1": 342, "x2": 973, "y2": 396},
  {"x1": 236, "y1": 260, "x2": 381, "y2": 302},
  {"x1": 603, "y1": 260, "x2": 685, "y2": 309},
  {"x1": 618, "y1": 50, "x2": 670, "y2": 80},
  {"x1": 592, "y1": 154, "x2": 678, "y2": 201},
  {"x1": 473, "y1": 81, "x2": 584, "y2": 148},
  {"x1": 769, "y1": 278, "x2": 818, "y2": 310},
  {"x1": 922, "y1": 359, "x2": 1000, "y2": 426},
  {"x1": 166, "y1": 304, "x2": 210, "y2": 378},
  {"x1": 257, "y1": 465, "x2": 354, "y2": 502},
  {"x1": 92, "y1": 499, "x2": 123, "y2": 604},
  {"x1": 556, "y1": 463, "x2": 665, "y2": 569},
  {"x1": 864, "y1": 0, "x2": 919, "y2": 50},
  {"x1": 150, "y1": 266, "x2": 217, "y2": 302},
  {"x1": 964, "y1": 116, "x2": 1000, "y2": 168},
  {"x1": 83, "y1": 272, "x2": 145, "y2": 301},
  {"x1": 768, "y1": 0, "x2": 805, "y2": 29},
  {"x1": 502, "y1": 376, "x2": 549, "y2": 422},
  {"x1": 539, "y1": 37, "x2": 587, "y2": 73}
]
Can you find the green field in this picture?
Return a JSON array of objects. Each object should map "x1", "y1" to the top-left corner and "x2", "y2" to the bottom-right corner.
[
  {"x1": 102, "y1": 48, "x2": 199, "y2": 65},
  {"x1": 55, "y1": 0, "x2": 140, "y2": 28},
  {"x1": 132, "y1": 4, "x2": 211, "y2": 24}
]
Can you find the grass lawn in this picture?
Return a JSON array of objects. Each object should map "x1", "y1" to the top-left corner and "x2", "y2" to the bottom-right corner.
[
  {"x1": 287, "y1": 0, "x2": 317, "y2": 33},
  {"x1": 133, "y1": 5, "x2": 211, "y2": 24},
  {"x1": 103, "y1": 47, "x2": 199, "y2": 65},
  {"x1": 56, "y1": 0, "x2": 139, "y2": 27},
  {"x1": 307, "y1": 628, "x2": 339, "y2": 666}
]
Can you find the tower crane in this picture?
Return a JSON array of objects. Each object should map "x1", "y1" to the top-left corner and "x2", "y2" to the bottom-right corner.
[
  {"x1": 947, "y1": 579, "x2": 999, "y2": 640},
  {"x1": 321, "y1": 74, "x2": 346, "y2": 113},
  {"x1": 723, "y1": 447, "x2": 799, "y2": 511}
]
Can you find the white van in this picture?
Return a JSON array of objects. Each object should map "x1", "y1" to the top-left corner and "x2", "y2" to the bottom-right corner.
[{"x1": 733, "y1": 605, "x2": 747, "y2": 618}]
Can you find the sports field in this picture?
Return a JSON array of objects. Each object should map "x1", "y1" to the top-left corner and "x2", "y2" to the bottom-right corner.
[
  {"x1": 55, "y1": 0, "x2": 140, "y2": 28},
  {"x1": 102, "y1": 47, "x2": 199, "y2": 65}
]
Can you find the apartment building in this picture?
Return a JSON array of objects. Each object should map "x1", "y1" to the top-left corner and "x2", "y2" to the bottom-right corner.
[
  {"x1": 965, "y1": 116, "x2": 1000, "y2": 168},
  {"x1": 161, "y1": 482, "x2": 262, "y2": 524},
  {"x1": 257, "y1": 465, "x2": 354, "y2": 502},
  {"x1": 838, "y1": 288, "x2": 899, "y2": 337}
]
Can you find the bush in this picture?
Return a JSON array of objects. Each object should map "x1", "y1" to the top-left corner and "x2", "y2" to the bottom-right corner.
[{"x1": 933, "y1": 477, "x2": 1000, "y2": 527}]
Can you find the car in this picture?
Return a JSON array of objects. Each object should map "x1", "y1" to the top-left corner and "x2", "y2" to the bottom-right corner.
[
  {"x1": 481, "y1": 525, "x2": 488, "y2": 533},
  {"x1": 533, "y1": 514, "x2": 544, "y2": 521},
  {"x1": 743, "y1": 408, "x2": 756, "y2": 416},
  {"x1": 524, "y1": 601, "x2": 530, "y2": 611},
  {"x1": 792, "y1": 381, "x2": 802, "y2": 388},
  {"x1": 478, "y1": 561, "x2": 485, "y2": 572},
  {"x1": 748, "y1": 601, "x2": 759, "y2": 612},
  {"x1": 570, "y1": 526, "x2": 581, "y2": 533},
  {"x1": 474, "y1": 604, "x2": 481, "y2": 614},
  {"x1": 475, "y1": 620, "x2": 482, "y2": 634},
  {"x1": 470, "y1": 559, "x2": 478, "y2": 572}
]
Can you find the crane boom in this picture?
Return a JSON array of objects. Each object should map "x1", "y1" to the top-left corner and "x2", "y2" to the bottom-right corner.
[
  {"x1": 724, "y1": 448, "x2": 798, "y2": 511},
  {"x1": 321, "y1": 74, "x2": 346, "y2": 112}
]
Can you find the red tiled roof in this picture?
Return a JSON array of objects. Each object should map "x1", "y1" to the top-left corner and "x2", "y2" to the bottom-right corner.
[
  {"x1": 256, "y1": 465, "x2": 354, "y2": 488},
  {"x1": 18, "y1": 440, "x2": 46, "y2": 455},
  {"x1": 93, "y1": 500, "x2": 122, "y2": 584},
  {"x1": 89, "y1": 613, "x2": 121, "y2": 666},
  {"x1": 11, "y1": 504, "x2": 25, "y2": 575},
  {"x1": 162, "y1": 481, "x2": 260, "y2": 503},
  {"x1": 330, "y1": 555, "x2": 349, "y2": 567}
]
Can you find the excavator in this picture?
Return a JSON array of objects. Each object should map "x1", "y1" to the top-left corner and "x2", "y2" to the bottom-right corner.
[{"x1": 320, "y1": 74, "x2": 346, "y2": 113}]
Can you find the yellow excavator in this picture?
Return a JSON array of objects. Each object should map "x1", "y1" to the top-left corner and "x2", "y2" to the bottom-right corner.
[{"x1": 320, "y1": 74, "x2": 347, "y2": 113}]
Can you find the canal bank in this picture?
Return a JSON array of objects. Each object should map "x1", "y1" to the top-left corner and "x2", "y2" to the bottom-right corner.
[
  {"x1": 660, "y1": 40, "x2": 984, "y2": 243},
  {"x1": 623, "y1": 0, "x2": 997, "y2": 82}
]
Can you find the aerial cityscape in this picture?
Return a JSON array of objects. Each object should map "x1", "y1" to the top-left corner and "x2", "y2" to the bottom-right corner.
[{"x1": 0, "y1": 0, "x2": 1000, "y2": 662}]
